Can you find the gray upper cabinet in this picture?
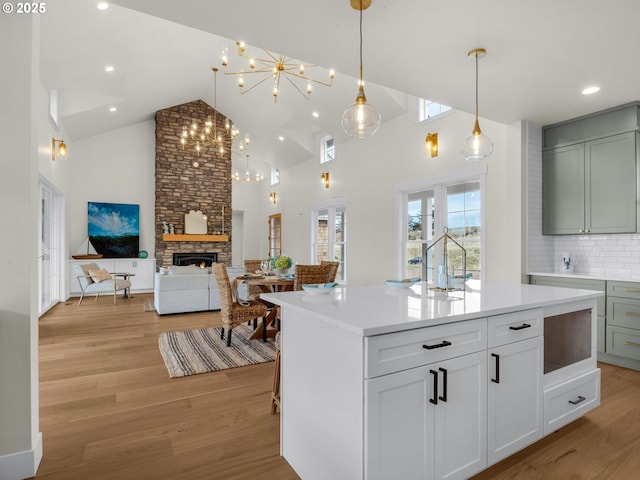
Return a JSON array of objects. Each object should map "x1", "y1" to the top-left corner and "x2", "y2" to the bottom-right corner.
[
  {"x1": 543, "y1": 143, "x2": 585, "y2": 234},
  {"x1": 542, "y1": 103, "x2": 640, "y2": 235}
]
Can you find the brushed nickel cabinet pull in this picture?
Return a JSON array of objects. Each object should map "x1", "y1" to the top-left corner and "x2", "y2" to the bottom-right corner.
[{"x1": 623, "y1": 341, "x2": 640, "y2": 347}]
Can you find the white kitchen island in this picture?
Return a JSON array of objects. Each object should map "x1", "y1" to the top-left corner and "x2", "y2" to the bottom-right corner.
[{"x1": 262, "y1": 282, "x2": 603, "y2": 480}]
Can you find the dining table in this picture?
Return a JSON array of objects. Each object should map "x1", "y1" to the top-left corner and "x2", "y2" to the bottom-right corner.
[{"x1": 233, "y1": 274, "x2": 294, "y2": 340}]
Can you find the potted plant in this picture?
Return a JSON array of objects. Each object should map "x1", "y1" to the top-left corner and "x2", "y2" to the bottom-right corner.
[{"x1": 272, "y1": 255, "x2": 292, "y2": 276}]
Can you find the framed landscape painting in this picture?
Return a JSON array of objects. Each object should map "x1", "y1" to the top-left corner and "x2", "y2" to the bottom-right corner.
[{"x1": 88, "y1": 202, "x2": 140, "y2": 258}]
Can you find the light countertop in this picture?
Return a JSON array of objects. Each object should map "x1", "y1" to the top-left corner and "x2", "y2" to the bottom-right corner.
[{"x1": 261, "y1": 281, "x2": 603, "y2": 336}]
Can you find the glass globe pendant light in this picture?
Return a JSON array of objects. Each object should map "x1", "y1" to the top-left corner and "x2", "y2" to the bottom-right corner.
[
  {"x1": 342, "y1": 0, "x2": 381, "y2": 138},
  {"x1": 461, "y1": 48, "x2": 493, "y2": 161}
]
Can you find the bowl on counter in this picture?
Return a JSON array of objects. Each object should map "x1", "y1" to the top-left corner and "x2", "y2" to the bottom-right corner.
[
  {"x1": 302, "y1": 282, "x2": 338, "y2": 294},
  {"x1": 385, "y1": 277, "x2": 421, "y2": 289}
]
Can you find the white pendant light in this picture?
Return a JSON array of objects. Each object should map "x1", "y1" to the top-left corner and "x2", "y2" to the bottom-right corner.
[
  {"x1": 342, "y1": 0, "x2": 381, "y2": 138},
  {"x1": 461, "y1": 48, "x2": 493, "y2": 161}
]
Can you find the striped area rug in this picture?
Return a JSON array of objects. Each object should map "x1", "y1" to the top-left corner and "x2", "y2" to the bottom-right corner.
[{"x1": 158, "y1": 324, "x2": 276, "y2": 378}]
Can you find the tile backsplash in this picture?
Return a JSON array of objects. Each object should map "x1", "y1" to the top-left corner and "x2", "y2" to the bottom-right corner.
[
  {"x1": 552, "y1": 234, "x2": 640, "y2": 279},
  {"x1": 526, "y1": 122, "x2": 640, "y2": 281}
]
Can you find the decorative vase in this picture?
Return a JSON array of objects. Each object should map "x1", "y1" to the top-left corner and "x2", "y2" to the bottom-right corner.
[{"x1": 276, "y1": 268, "x2": 288, "y2": 277}]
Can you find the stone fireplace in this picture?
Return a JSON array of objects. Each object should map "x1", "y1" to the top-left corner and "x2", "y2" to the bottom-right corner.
[{"x1": 155, "y1": 100, "x2": 232, "y2": 267}]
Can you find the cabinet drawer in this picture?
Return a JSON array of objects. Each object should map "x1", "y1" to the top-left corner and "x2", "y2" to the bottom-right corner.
[
  {"x1": 607, "y1": 297, "x2": 640, "y2": 329},
  {"x1": 488, "y1": 308, "x2": 543, "y2": 348},
  {"x1": 365, "y1": 318, "x2": 486, "y2": 378},
  {"x1": 543, "y1": 368, "x2": 600, "y2": 435},
  {"x1": 607, "y1": 297, "x2": 640, "y2": 328},
  {"x1": 606, "y1": 325, "x2": 640, "y2": 361},
  {"x1": 607, "y1": 280, "x2": 640, "y2": 300}
]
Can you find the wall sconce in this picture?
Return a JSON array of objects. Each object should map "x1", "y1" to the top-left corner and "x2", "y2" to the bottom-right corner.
[
  {"x1": 269, "y1": 192, "x2": 277, "y2": 204},
  {"x1": 321, "y1": 171, "x2": 330, "y2": 189},
  {"x1": 425, "y1": 133, "x2": 438, "y2": 157},
  {"x1": 51, "y1": 137, "x2": 67, "y2": 161}
]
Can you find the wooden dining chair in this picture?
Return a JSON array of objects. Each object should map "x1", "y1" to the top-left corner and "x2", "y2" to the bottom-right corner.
[
  {"x1": 244, "y1": 259, "x2": 268, "y2": 301},
  {"x1": 293, "y1": 264, "x2": 332, "y2": 291},
  {"x1": 320, "y1": 260, "x2": 339, "y2": 283},
  {"x1": 212, "y1": 263, "x2": 268, "y2": 346}
]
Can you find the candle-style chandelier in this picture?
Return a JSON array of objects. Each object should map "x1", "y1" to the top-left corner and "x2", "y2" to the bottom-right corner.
[
  {"x1": 221, "y1": 41, "x2": 335, "y2": 103},
  {"x1": 233, "y1": 154, "x2": 265, "y2": 183},
  {"x1": 179, "y1": 68, "x2": 240, "y2": 157}
]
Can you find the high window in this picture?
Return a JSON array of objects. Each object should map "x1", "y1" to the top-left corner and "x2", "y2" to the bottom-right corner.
[
  {"x1": 399, "y1": 168, "x2": 485, "y2": 282},
  {"x1": 270, "y1": 166, "x2": 280, "y2": 186},
  {"x1": 312, "y1": 200, "x2": 346, "y2": 282},
  {"x1": 319, "y1": 134, "x2": 335, "y2": 164},
  {"x1": 417, "y1": 98, "x2": 452, "y2": 124}
]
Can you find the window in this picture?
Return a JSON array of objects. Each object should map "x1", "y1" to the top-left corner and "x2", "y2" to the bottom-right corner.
[
  {"x1": 270, "y1": 166, "x2": 280, "y2": 186},
  {"x1": 446, "y1": 182, "x2": 481, "y2": 278},
  {"x1": 406, "y1": 190, "x2": 436, "y2": 279},
  {"x1": 399, "y1": 168, "x2": 485, "y2": 283},
  {"x1": 49, "y1": 89, "x2": 59, "y2": 130},
  {"x1": 319, "y1": 134, "x2": 335, "y2": 164},
  {"x1": 417, "y1": 98, "x2": 452, "y2": 124},
  {"x1": 312, "y1": 201, "x2": 346, "y2": 282}
]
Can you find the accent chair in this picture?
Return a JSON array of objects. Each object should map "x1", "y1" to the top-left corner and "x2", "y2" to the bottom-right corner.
[{"x1": 73, "y1": 262, "x2": 132, "y2": 306}]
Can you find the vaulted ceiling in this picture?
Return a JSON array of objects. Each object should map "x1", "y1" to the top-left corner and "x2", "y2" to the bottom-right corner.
[{"x1": 41, "y1": 0, "x2": 640, "y2": 173}]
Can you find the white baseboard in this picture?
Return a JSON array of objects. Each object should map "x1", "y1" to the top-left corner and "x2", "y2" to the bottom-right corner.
[{"x1": 0, "y1": 432, "x2": 42, "y2": 480}]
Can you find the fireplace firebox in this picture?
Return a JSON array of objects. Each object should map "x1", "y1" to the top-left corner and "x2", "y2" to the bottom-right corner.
[{"x1": 173, "y1": 253, "x2": 218, "y2": 267}]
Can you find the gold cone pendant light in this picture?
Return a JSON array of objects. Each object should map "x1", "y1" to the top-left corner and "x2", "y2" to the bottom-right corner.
[
  {"x1": 342, "y1": 0, "x2": 381, "y2": 138},
  {"x1": 461, "y1": 48, "x2": 493, "y2": 161}
]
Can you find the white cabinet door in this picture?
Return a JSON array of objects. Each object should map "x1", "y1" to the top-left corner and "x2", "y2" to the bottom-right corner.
[
  {"x1": 365, "y1": 365, "x2": 433, "y2": 480},
  {"x1": 433, "y1": 351, "x2": 487, "y2": 480},
  {"x1": 113, "y1": 258, "x2": 155, "y2": 291},
  {"x1": 487, "y1": 336, "x2": 543, "y2": 465},
  {"x1": 365, "y1": 351, "x2": 487, "y2": 480}
]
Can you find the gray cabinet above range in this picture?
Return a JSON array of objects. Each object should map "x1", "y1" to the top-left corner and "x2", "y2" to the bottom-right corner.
[{"x1": 542, "y1": 102, "x2": 640, "y2": 235}]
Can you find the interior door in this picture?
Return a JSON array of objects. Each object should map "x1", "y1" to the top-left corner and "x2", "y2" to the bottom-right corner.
[
  {"x1": 39, "y1": 178, "x2": 64, "y2": 315},
  {"x1": 268, "y1": 213, "x2": 281, "y2": 258}
]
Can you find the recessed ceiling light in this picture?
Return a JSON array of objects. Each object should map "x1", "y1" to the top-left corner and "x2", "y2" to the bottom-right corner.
[
  {"x1": 109, "y1": 106, "x2": 117, "y2": 112},
  {"x1": 97, "y1": 2, "x2": 109, "y2": 10},
  {"x1": 105, "y1": 65, "x2": 114, "y2": 72},
  {"x1": 582, "y1": 86, "x2": 600, "y2": 95},
  {"x1": 312, "y1": 111, "x2": 319, "y2": 118},
  {"x1": 278, "y1": 135, "x2": 285, "y2": 141}
]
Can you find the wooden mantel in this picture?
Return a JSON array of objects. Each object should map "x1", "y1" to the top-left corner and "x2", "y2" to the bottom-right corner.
[{"x1": 162, "y1": 234, "x2": 229, "y2": 242}]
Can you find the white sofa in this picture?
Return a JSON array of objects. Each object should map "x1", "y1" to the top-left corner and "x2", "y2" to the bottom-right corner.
[{"x1": 153, "y1": 265, "x2": 246, "y2": 315}]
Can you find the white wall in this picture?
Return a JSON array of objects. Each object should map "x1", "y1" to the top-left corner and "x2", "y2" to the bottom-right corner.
[
  {"x1": 232, "y1": 178, "x2": 267, "y2": 263},
  {"x1": 0, "y1": 14, "x2": 42, "y2": 479},
  {"x1": 58, "y1": 96, "x2": 528, "y2": 288},
  {"x1": 249, "y1": 101, "x2": 520, "y2": 286},
  {"x1": 67, "y1": 121, "x2": 156, "y2": 258},
  {"x1": 527, "y1": 123, "x2": 555, "y2": 273},
  {"x1": 39, "y1": 91, "x2": 529, "y2": 288},
  {"x1": 67, "y1": 118, "x2": 275, "y2": 270}
]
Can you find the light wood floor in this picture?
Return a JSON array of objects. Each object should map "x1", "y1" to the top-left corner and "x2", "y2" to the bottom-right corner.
[
  {"x1": 36, "y1": 294, "x2": 640, "y2": 479},
  {"x1": 36, "y1": 294, "x2": 299, "y2": 480}
]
